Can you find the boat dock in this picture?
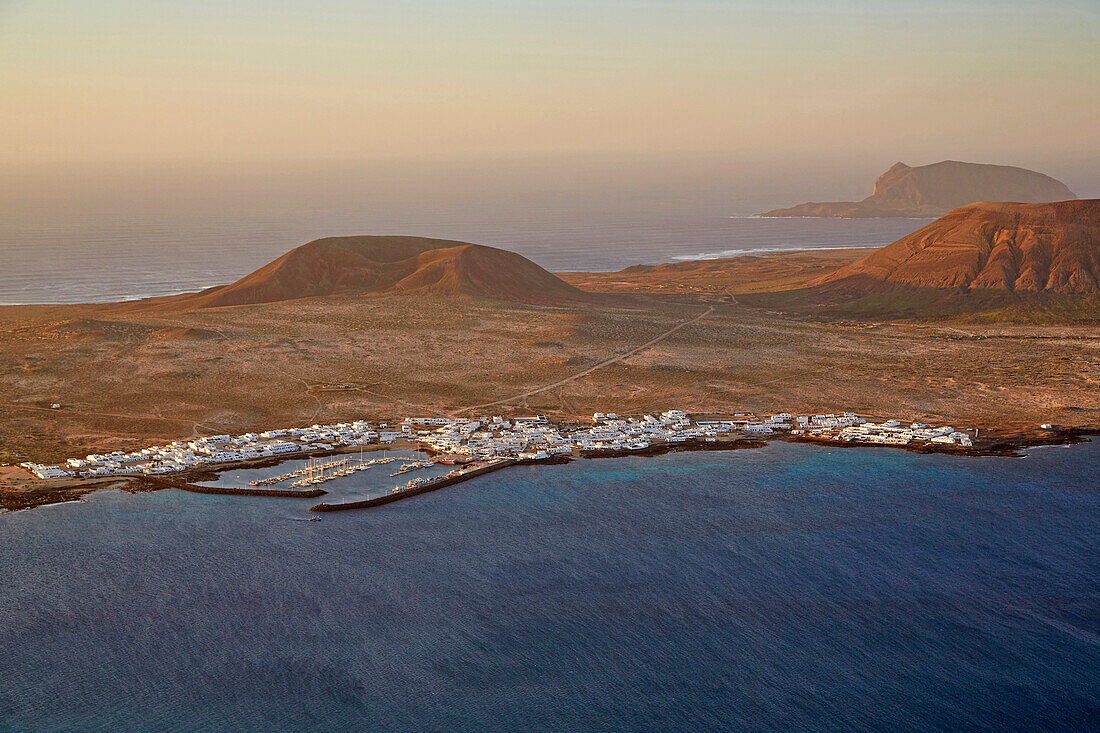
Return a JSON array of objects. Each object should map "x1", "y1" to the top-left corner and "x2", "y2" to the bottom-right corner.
[
  {"x1": 283, "y1": 454, "x2": 404, "y2": 488},
  {"x1": 389, "y1": 460, "x2": 433, "y2": 477},
  {"x1": 249, "y1": 454, "x2": 399, "y2": 487},
  {"x1": 310, "y1": 458, "x2": 516, "y2": 512},
  {"x1": 249, "y1": 463, "x2": 316, "y2": 487}
]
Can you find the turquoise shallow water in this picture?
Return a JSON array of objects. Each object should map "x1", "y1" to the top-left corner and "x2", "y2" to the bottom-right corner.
[{"x1": 1, "y1": 440, "x2": 1097, "y2": 731}]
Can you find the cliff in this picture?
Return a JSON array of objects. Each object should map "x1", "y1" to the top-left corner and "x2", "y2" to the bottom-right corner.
[
  {"x1": 814, "y1": 200, "x2": 1100, "y2": 294},
  {"x1": 761, "y1": 161, "x2": 1076, "y2": 218}
]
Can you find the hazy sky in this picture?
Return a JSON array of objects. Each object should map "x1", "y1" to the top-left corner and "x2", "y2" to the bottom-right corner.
[{"x1": 2, "y1": 0, "x2": 1098, "y2": 212}]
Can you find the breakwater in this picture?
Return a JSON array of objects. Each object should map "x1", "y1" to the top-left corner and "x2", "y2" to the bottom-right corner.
[
  {"x1": 175, "y1": 483, "x2": 327, "y2": 499},
  {"x1": 310, "y1": 459, "x2": 516, "y2": 512}
]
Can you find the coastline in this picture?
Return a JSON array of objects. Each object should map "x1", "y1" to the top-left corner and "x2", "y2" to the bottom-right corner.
[
  {"x1": 310, "y1": 457, "x2": 518, "y2": 512},
  {"x1": 0, "y1": 217, "x2": 930, "y2": 306},
  {"x1": 4, "y1": 427, "x2": 1094, "y2": 515},
  {"x1": 783, "y1": 426, "x2": 1098, "y2": 458}
]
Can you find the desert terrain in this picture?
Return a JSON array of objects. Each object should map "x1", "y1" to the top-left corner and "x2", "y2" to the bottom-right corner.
[{"x1": 1, "y1": 243, "x2": 1097, "y2": 481}]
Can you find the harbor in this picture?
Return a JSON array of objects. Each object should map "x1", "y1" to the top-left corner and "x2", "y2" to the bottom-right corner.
[
  {"x1": 184, "y1": 448, "x2": 462, "y2": 507},
  {"x1": 174, "y1": 482, "x2": 327, "y2": 499},
  {"x1": 10, "y1": 408, "x2": 1025, "y2": 514},
  {"x1": 20, "y1": 409, "x2": 983, "y2": 483},
  {"x1": 389, "y1": 458, "x2": 433, "y2": 477},
  {"x1": 250, "y1": 453, "x2": 402, "y2": 488},
  {"x1": 310, "y1": 458, "x2": 516, "y2": 512}
]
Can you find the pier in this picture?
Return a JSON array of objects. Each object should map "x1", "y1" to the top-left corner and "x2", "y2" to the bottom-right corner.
[
  {"x1": 249, "y1": 462, "x2": 318, "y2": 487},
  {"x1": 309, "y1": 458, "x2": 516, "y2": 512},
  {"x1": 389, "y1": 459, "x2": 433, "y2": 477},
  {"x1": 285, "y1": 454, "x2": 400, "y2": 488},
  {"x1": 174, "y1": 483, "x2": 327, "y2": 499},
  {"x1": 27, "y1": 409, "x2": 983, "y2": 489}
]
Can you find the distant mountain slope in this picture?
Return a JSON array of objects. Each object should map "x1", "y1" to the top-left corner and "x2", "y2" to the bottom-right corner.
[
  {"x1": 135, "y1": 236, "x2": 594, "y2": 310},
  {"x1": 739, "y1": 200, "x2": 1100, "y2": 322},
  {"x1": 815, "y1": 200, "x2": 1099, "y2": 294},
  {"x1": 761, "y1": 161, "x2": 1076, "y2": 218},
  {"x1": 558, "y1": 249, "x2": 868, "y2": 296}
]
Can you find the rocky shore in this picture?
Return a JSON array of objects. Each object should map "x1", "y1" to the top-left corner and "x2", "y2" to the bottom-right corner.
[{"x1": 2, "y1": 429, "x2": 1093, "y2": 514}]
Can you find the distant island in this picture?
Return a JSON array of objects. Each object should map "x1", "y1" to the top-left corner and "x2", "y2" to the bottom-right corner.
[{"x1": 760, "y1": 160, "x2": 1076, "y2": 218}]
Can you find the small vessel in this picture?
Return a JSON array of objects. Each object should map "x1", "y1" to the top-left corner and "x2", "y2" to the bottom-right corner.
[{"x1": 389, "y1": 460, "x2": 432, "y2": 477}]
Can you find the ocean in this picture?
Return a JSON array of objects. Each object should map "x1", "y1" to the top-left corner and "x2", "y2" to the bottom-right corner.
[
  {"x1": 1, "y1": 440, "x2": 1097, "y2": 732},
  {"x1": 0, "y1": 214, "x2": 929, "y2": 305}
]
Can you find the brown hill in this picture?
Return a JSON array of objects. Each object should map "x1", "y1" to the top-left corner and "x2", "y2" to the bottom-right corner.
[
  {"x1": 761, "y1": 161, "x2": 1076, "y2": 218},
  {"x1": 814, "y1": 200, "x2": 1100, "y2": 294},
  {"x1": 736, "y1": 200, "x2": 1100, "y2": 322},
  {"x1": 128, "y1": 236, "x2": 594, "y2": 310}
]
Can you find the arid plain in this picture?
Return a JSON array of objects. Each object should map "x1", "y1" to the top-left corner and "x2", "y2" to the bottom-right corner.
[{"x1": 1, "y1": 247, "x2": 1097, "y2": 477}]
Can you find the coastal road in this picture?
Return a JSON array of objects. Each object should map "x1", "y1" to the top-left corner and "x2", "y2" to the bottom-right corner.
[{"x1": 449, "y1": 306, "x2": 716, "y2": 416}]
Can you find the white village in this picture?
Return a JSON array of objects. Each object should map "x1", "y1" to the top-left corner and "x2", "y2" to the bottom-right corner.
[{"x1": 21, "y1": 410, "x2": 975, "y2": 482}]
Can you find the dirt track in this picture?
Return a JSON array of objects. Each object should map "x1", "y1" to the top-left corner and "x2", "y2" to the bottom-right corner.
[
  {"x1": 449, "y1": 306, "x2": 716, "y2": 415},
  {"x1": 0, "y1": 249, "x2": 1096, "y2": 464}
]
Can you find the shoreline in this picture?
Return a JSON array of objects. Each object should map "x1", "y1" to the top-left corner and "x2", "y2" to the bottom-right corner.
[
  {"x1": 0, "y1": 239, "x2": 900, "y2": 308},
  {"x1": 310, "y1": 458, "x2": 518, "y2": 512},
  {"x1": 3, "y1": 427, "x2": 1093, "y2": 515},
  {"x1": 783, "y1": 427, "x2": 1098, "y2": 458}
]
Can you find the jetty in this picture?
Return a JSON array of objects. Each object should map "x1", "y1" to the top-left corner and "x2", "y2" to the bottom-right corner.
[
  {"x1": 174, "y1": 483, "x2": 326, "y2": 499},
  {"x1": 389, "y1": 460, "x2": 433, "y2": 477},
  {"x1": 287, "y1": 454, "x2": 396, "y2": 488},
  {"x1": 249, "y1": 462, "x2": 316, "y2": 487},
  {"x1": 310, "y1": 458, "x2": 515, "y2": 512}
]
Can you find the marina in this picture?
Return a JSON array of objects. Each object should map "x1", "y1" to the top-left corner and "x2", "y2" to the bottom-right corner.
[
  {"x1": 289, "y1": 457, "x2": 367, "y2": 488},
  {"x1": 389, "y1": 459, "x2": 433, "y2": 477},
  {"x1": 311, "y1": 458, "x2": 516, "y2": 512},
  {"x1": 249, "y1": 453, "x2": 403, "y2": 488},
  {"x1": 187, "y1": 449, "x2": 459, "y2": 507},
  {"x1": 19, "y1": 410, "x2": 989, "y2": 500},
  {"x1": 10, "y1": 405, "x2": 1023, "y2": 515}
]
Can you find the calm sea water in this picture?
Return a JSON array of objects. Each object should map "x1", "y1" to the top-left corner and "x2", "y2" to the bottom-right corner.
[
  {"x1": 0, "y1": 214, "x2": 928, "y2": 305},
  {"x1": 2, "y1": 440, "x2": 1097, "y2": 732}
]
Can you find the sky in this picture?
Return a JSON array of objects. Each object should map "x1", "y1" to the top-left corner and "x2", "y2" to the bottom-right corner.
[{"x1": 1, "y1": 0, "x2": 1098, "y2": 217}]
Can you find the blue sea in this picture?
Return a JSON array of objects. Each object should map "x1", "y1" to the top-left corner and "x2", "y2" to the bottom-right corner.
[{"x1": 2, "y1": 440, "x2": 1097, "y2": 732}]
